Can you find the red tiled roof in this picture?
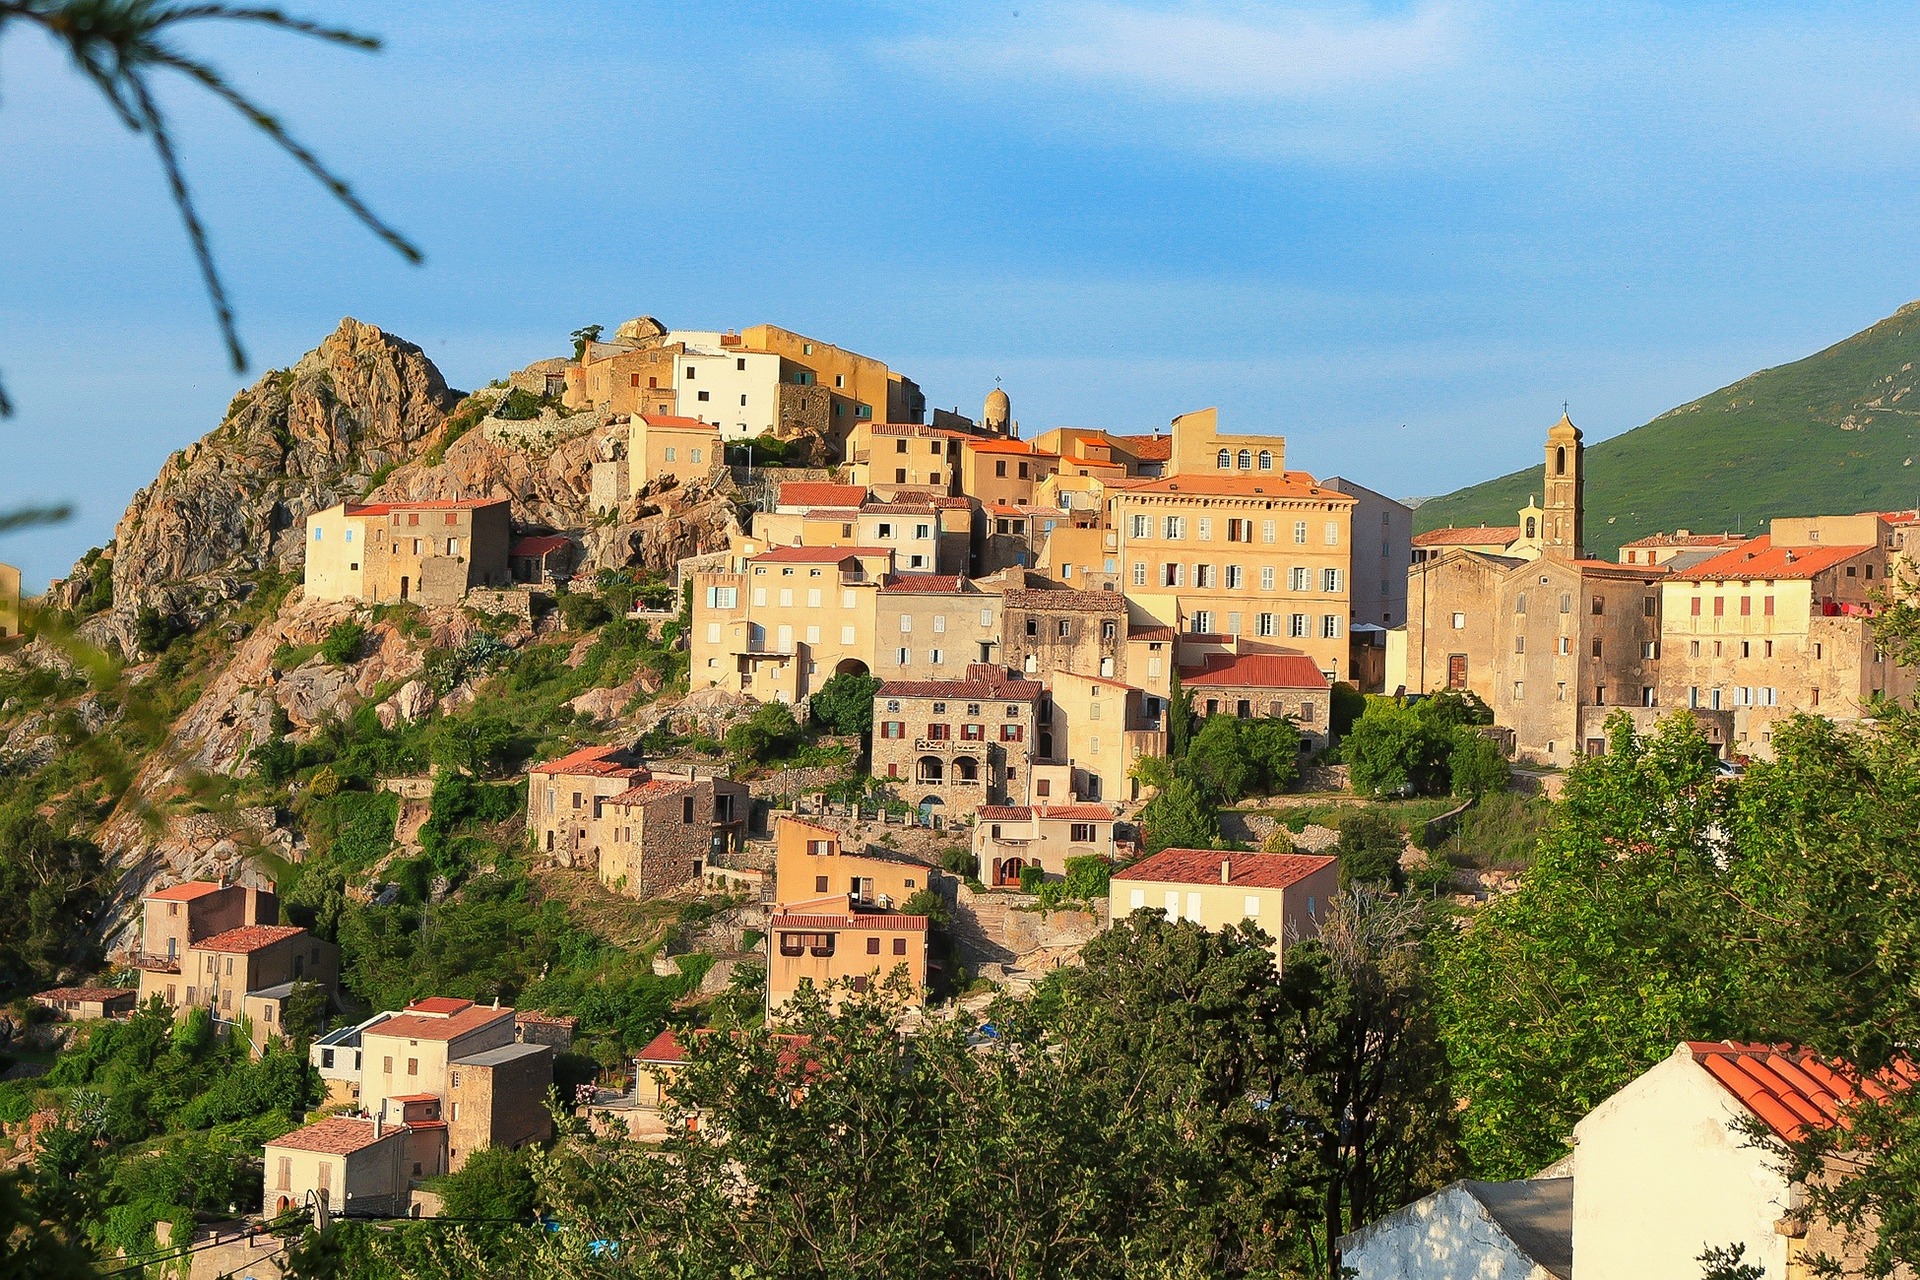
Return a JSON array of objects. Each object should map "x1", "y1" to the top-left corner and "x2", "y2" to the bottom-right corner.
[
  {"x1": 1054, "y1": 671, "x2": 1136, "y2": 690},
  {"x1": 778, "y1": 815, "x2": 843, "y2": 840},
  {"x1": 510, "y1": 534, "x2": 571, "y2": 558},
  {"x1": 639, "y1": 414, "x2": 715, "y2": 430},
  {"x1": 878, "y1": 666, "x2": 1044, "y2": 700},
  {"x1": 343, "y1": 499, "x2": 503, "y2": 516},
  {"x1": 638, "y1": 1028, "x2": 688, "y2": 1064},
  {"x1": 1179, "y1": 653, "x2": 1328, "y2": 691},
  {"x1": 778, "y1": 482, "x2": 868, "y2": 509},
  {"x1": 1115, "y1": 848, "x2": 1336, "y2": 890},
  {"x1": 147, "y1": 882, "x2": 224, "y2": 903},
  {"x1": 1686, "y1": 1041, "x2": 1918, "y2": 1141},
  {"x1": 1112, "y1": 434, "x2": 1172, "y2": 462},
  {"x1": 965, "y1": 438, "x2": 1057, "y2": 456},
  {"x1": 35, "y1": 986, "x2": 135, "y2": 1003},
  {"x1": 752, "y1": 545, "x2": 887, "y2": 563},
  {"x1": 771, "y1": 911, "x2": 929, "y2": 931},
  {"x1": 799, "y1": 507, "x2": 864, "y2": 519},
  {"x1": 1669, "y1": 535, "x2": 1872, "y2": 583},
  {"x1": 387, "y1": 1092, "x2": 440, "y2": 1103},
  {"x1": 1414, "y1": 525, "x2": 1522, "y2": 547},
  {"x1": 881, "y1": 574, "x2": 966, "y2": 594},
  {"x1": 195, "y1": 924, "x2": 305, "y2": 954},
  {"x1": 267, "y1": 1116, "x2": 400, "y2": 1156},
  {"x1": 366, "y1": 1005, "x2": 513, "y2": 1043},
  {"x1": 1620, "y1": 532, "x2": 1747, "y2": 549},
  {"x1": 978, "y1": 804, "x2": 1117, "y2": 822},
  {"x1": 1118, "y1": 476, "x2": 1352, "y2": 501},
  {"x1": 1129, "y1": 625, "x2": 1177, "y2": 641},
  {"x1": 1004, "y1": 587, "x2": 1124, "y2": 610},
  {"x1": 531, "y1": 744, "x2": 650, "y2": 781},
  {"x1": 406, "y1": 997, "x2": 474, "y2": 1016},
  {"x1": 608, "y1": 778, "x2": 701, "y2": 806}
]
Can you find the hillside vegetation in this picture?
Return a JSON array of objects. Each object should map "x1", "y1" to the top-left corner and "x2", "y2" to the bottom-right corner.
[{"x1": 1415, "y1": 301, "x2": 1920, "y2": 556}]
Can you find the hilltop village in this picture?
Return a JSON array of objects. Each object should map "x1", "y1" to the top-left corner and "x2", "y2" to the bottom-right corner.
[{"x1": 1, "y1": 315, "x2": 1916, "y2": 1278}]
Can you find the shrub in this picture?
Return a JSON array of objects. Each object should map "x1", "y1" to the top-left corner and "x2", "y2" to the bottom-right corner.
[
  {"x1": 809, "y1": 670, "x2": 882, "y2": 738},
  {"x1": 1343, "y1": 698, "x2": 1450, "y2": 797},
  {"x1": 1018, "y1": 865, "x2": 1046, "y2": 894},
  {"x1": 1063, "y1": 855, "x2": 1112, "y2": 901},
  {"x1": 556, "y1": 591, "x2": 612, "y2": 632},
  {"x1": 902, "y1": 888, "x2": 950, "y2": 929},
  {"x1": 1330, "y1": 681, "x2": 1367, "y2": 737},
  {"x1": 320, "y1": 621, "x2": 366, "y2": 665},
  {"x1": 939, "y1": 846, "x2": 978, "y2": 878},
  {"x1": 1337, "y1": 810, "x2": 1405, "y2": 889},
  {"x1": 1448, "y1": 726, "x2": 1511, "y2": 798},
  {"x1": 724, "y1": 702, "x2": 804, "y2": 764}
]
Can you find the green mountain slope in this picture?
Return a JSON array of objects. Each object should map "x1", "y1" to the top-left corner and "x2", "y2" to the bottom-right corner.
[{"x1": 1415, "y1": 302, "x2": 1920, "y2": 557}]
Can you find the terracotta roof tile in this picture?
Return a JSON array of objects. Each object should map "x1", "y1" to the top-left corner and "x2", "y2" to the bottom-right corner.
[
  {"x1": 1670, "y1": 535, "x2": 1873, "y2": 583},
  {"x1": 639, "y1": 414, "x2": 715, "y2": 429},
  {"x1": 608, "y1": 778, "x2": 701, "y2": 806},
  {"x1": 878, "y1": 666, "x2": 1044, "y2": 700},
  {"x1": 1619, "y1": 532, "x2": 1747, "y2": 549},
  {"x1": 406, "y1": 997, "x2": 474, "y2": 1015},
  {"x1": 343, "y1": 499, "x2": 504, "y2": 516},
  {"x1": 1178, "y1": 653, "x2": 1328, "y2": 690},
  {"x1": 752, "y1": 545, "x2": 888, "y2": 563},
  {"x1": 771, "y1": 911, "x2": 929, "y2": 931},
  {"x1": 1413, "y1": 526, "x2": 1523, "y2": 547},
  {"x1": 978, "y1": 804, "x2": 1117, "y2": 822},
  {"x1": 35, "y1": 986, "x2": 135, "y2": 1003},
  {"x1": 637, "y1": 1028, "x2": 688, "y2": 1064},
  {"x1": 531, "y1": 745, "x2": 650, "y2": 781},
  {"x1": 267, "y1": 1116, "x2": 401, "y2": 1156},
  {"x1": 1118, "y1": 476, "x2": 1352, "y2": 501},
  {"x1": 1115, "y1": 848, "x2": 1336, "y2": 890},
  {"x1": 1684, "y1": 1041, "x2": 1914, "y2": 1141},
  {"x1": 365, "y1": 1005, "x2": 514, "y2": 1043},
  {"x1": 510, "y1": 535, "x2": 571, "y2": 558},
  {"x1": 195, "y1": 924, "x2": 306, "y2": 954},
  {"x1": 778, "y1": 482, "x2": 868, "y2": 509},
  {"x1": 881, "y1": 574, "x2": 966, "y2": 594},
  {"x1": 146, "y1": 882, "x2": 225, "y2": 903}
]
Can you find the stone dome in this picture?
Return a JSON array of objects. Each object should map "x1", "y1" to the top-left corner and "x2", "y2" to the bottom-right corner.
[{"x1": 984, "y1": 387, "x2": 1011, "y2": 429}]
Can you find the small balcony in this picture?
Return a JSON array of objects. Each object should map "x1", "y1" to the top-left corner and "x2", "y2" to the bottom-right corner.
[{"x1": 131, "y1": 952, "x2": 181, "y2": 973}]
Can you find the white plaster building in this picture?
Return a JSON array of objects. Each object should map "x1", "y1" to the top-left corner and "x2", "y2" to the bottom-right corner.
[{"x1": 1339, "y1": 1177, "x2": 1572, "y2": 1280}]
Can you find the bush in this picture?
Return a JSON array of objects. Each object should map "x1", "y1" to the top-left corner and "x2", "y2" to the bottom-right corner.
[
  {"x1": 1139, "y1": 777, "x2": 1221, "y2": 854},
  {"x1": 495, "y1": 387, "x2": 551, "y2": 420},
  {"x1": 809, "y1": 670, "x2": 882, "y2": 738},
  {"x1": 725, "y1": 701, "x2": 804, "y2": 765},
  {"x1": 1337, "y1": 810, "x2": 1405, "y2": 889},
  {"x1": 133, "y1": 606, "x2": 179, "y2": 657},
  {"x1": 1018, "y1": 865, "x2": 1046, "y2": 894},
  {"x1": 556, "y1": 591, "x2": 612, "y2": 632},
  {"x1": 1343, "y1": 698, "x2": 1451, "y2": 797},
  {"x1": 1063, "y1": 855, "x2": 1112, "y2": 901},
  {"x1": 1330, "y1": 681, "x2": 1367, "y2": 737},
  {"x1": 1448, "y1": 726, "x2": 1511, "y2": 798},
  {"x1": 903, "y1": 888, "x2": 950, "y2": 929},
  {"x1": 441, "y1": 1146, "x2": 536, "y2": 1220},
  {"x1": 940, "y1": 846, "x2": 978, "y2": 878},
  {"x1": 320, "y1": 621, "x2": 366, "y2": 665}
]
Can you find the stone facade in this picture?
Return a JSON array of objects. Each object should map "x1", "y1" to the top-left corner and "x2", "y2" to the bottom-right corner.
[
  {"x1": 1000, "y1": 578, "x2": 1129, "y2": 683},
  {"x1": 872, "y1": 573, "x2": 1004, "y2": 683},
  {"x1": 446, "y1": 1042, "x2": 553, "y2": 1172},
  {"x1": 0, "y1": 560, "x2": 19, "y2": 639},
  {"x1": 526, "y1": 745, "x2": 746, "y2": 898},
  {"x1": 304, "y1": 499, "x2": 513, "y2": 606},
  {"x1": 872, "y1": 664, "x2": 1043, "y2": 819}
]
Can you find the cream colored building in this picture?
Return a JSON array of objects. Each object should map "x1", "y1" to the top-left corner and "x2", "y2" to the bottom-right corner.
[
  {"x1": 690, "y1": 545, "x2": 894, "y2": 701},
  {"x1": 673, "y1": 344, "x2": 782, "y2": 438},
  {"x1": 1617, "y1": 530, "x2": 1750, "y2": 567},
  {"x1": 1323, "y1": 477, "x2": 1413, "y2": 628},
  {"x1": 873, "y1": 572, "x2": 1005, "y2": 682},
  {"x1": 629, "y1": 414, "x2": 720, "y2": 490},
  {"x1": 303, "y1": 498, "x2": 513, "y2": 606},
  {"x1": 263, "y1": 1115, "x2": 413, "y2": 1219},
  {"x1": 0, "y1": 560, "x2": 20, "y2": 639},
  {"x1": 1044, "y1": 669, "x2": 1167, "y2": 805},
  {"x1": 973, "y1": 802, "x2": 1118, "y2": 887},
  {"x1": 1657, "y1": 521, "x2": 1911, "y2": 755},
  {"x1": 1109, "y1": 848, "x2": 1337, "y2": 967},
  {"x1": 357, "y1": 999, "x2": 515, "y2": 1119},
  {"x1": 960, "y1": 438, "x2": 1058, "y2": 508},
  {"x1": 743, "y1": 323, "x2": 924, "y2": 456},
  {"x1": 767, "y1": 903, "x2": 930, "y2": 1015}
]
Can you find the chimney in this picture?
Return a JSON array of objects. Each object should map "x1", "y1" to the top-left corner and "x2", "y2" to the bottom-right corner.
[
  {"x1": 1220, "y1": 857, "x2": 1232, "y2": 885},
  {"x1": 373, "y1": 1113, "x2": 384, "y2": 1140}
]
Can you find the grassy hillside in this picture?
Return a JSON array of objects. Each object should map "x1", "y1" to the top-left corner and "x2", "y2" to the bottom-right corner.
[{"x1": 1415, "y1": 302, "x2": 1920, "y2": 558}]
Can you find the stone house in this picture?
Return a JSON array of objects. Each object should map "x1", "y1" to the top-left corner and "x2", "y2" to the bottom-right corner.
[
  {"x1": 1177, "y1": 650, "x2": 1332, "y2": 750},
  {"x1": 525, "y1": 744, "x2": 745, "y2": 897},
  {"x1": 446, "y1": 1043, "x2": 554, "y2": 1171},
  {"x1": 1108, "y1": 848, "x2": 1336, "y2": 967},
  {"x1": 1658, "y1": 521, "x2": 1913, "y2": 757},
  {"x1": 564, "y1": 340, "x2": 683, "y2": 418},
  {"x1": 527, "y1": 745, "x2": 654, "y2": 867},
  {"x1": 959, "y1": 437, "x2": 1058, "y2": 508},
  {"x1": 972, "y1": 803, "x2": 1118, "y2": 888},
  {"x1": 1000, "y1": 577, "x2": 1129, "y2": 683},
  {"x1": 32, "y1": 986, "x2": 138, "y2": 1021},
  {"x1": 304, "y1": 498, "x2": 513, "y2": 606},
  {"x1": 871, "y1": 664, "x2": 1044, "y2": 821},
  {"x1": 629, "y1": 414, "x2": 720, "y2": 491},
  {"x1": 849, "y1": 423, "x2": 966, "y2": 498},
  {"x1": 854, "y1": 495, "x2": 974, "y2": 574}
]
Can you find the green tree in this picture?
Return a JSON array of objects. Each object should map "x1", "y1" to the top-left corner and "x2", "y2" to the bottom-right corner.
[
  {"x1": 1336, "y1": 811, "x2": 1404, "y2": 889},
  {"x1": 0, "y1": 805, "x2": 103, "y2": 998},
  {"x1": 724, "y1": 701, "x2": 803, "y2": 765},
  {"x1": 570, "y1": 324, "x2": 604, "y2": 359},
  {"x1": 442, "y1": 1146, "x2": 537, "y2": 1221},
  {"x1": 1329, "y1": 681, "x2": 1367, "y2": 738},
  {"x1": 1166, "y1": 665, "x2": 1194, "y2": 758},
  {"x1": 1138, "y1": 776, "x2": 1221, "y2": 854},
  {"x1": 1435, "y1": 712, "x2": 1745, "y2": 1175},
  {"x1": 1343, "y1": 698, "x2": 1449, "y2": 797},
  {"x1": 1446, "y1": 726, "x2": 1510, "y2": 798},
  {"x1": 808, "y1": 669, "x2": 882, "y2": 738},
  {"x1": 1243, "y1": 716, "x2": 1305, "y2": 794},
  {"x1": 1184, "y1": 715, "x2": 1254, "y2": 802},
  {"x1": 319, "y1": 620, "x2": 365, "y2": 665}
]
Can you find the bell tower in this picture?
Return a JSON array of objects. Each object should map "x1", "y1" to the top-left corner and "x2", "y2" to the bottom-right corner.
[{"x1": 1542, "y1": 412, "x2": 1583, "y2": 558}]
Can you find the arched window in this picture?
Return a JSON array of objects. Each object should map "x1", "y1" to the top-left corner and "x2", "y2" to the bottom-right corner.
[
  {"x1": 1237, "y1": 449, "x2": 1252, "y2": 470},
  {"x1": 1555, "y1": 446, "x2": 1566, "y2": 475},
  {"x1": 1217, "y1": 449, "x2": 1231, "y2": 469},
  {"x1": 1525, "y1": 516, "x2": 1537, "y2": 539},
  {"x1": 1257, "y1": 450, "x2": 1273, "y2": 470}
]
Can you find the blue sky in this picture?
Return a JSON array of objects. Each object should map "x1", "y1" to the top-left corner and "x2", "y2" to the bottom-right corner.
[{"x1": 7, "y1": 1, "x2": 1920, "y2": 588}]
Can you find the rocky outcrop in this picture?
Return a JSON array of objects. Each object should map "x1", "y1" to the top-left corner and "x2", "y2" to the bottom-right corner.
[{"x1": 63, "y1": 318, "x2": 459, "y2": 618}]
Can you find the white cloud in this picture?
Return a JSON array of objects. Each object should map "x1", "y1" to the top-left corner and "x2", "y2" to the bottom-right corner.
[{"x1": 892, "y1": 1, "x2": 1471, "y2": 104}]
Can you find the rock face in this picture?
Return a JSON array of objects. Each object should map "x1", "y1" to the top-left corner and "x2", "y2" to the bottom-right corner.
[{"x1": 71, "y1": 318, "x2": 459, "y2": 616}]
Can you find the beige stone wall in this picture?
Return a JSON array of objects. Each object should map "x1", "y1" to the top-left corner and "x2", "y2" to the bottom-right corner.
[
  {"x1": 742, "y1": 325, "x2": 903, "y2": 454},
  {"x1": 1046, "y1": 671, "x2": 1158, "y2": 805},
  {"x1": 600, "y1": 781, "x2": 715, "y2": 899},
  {"x1": 973, "y1": 813, "x2": 1116, "y2": 883},
  {"x1": 0, "y1": 561, "x2": 17, "y2": 639},
  {"x1": 629, "y1": 419, "x2": 720, "y2": 492},
  {"x1": 874, "y1": 586, "x2": 1003, "y2": 683},
  {"x1": 1161, "y1": 408, "x2": 1287, "y2": 479},
  {"x1": 358, "y1": 504, "x2": 513, "y2": 605},
  {"x1": 961, "y1": 446, "x2": 1054, "y2": 508},
  {"x1": 262, "y1": 1133, "x2": 410, "y2": 1219},
  {"x1": 1109, "y1": 860, "x2": 1335, "y2": 966},
  {"x1": 527, "y1": 768, "x2": 642, "y2": 867},
  {"x1": 446, "y1": 1049, "x2": 552, "y2": 1171},
  {"x1": 1001, "y1": 588, "x2": 1127, "y2": 684},
  {"x1": 690, "y1": 555, "x2": 888, "y2": 701},
  {"x1": 1188, "y1": 680, "x2": 1331, "y2": 748}
]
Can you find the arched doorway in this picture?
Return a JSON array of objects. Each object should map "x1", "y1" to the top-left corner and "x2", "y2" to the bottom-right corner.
[
  {"x1": 835, "y1": 657, "x2": 870, "y2": 677},
  {"x1": 917, "y1": 796, "x2": 944, "y2": 827},
  {"x1": 994, "y1": 856, "x2": 1026, "y2": 887}
]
